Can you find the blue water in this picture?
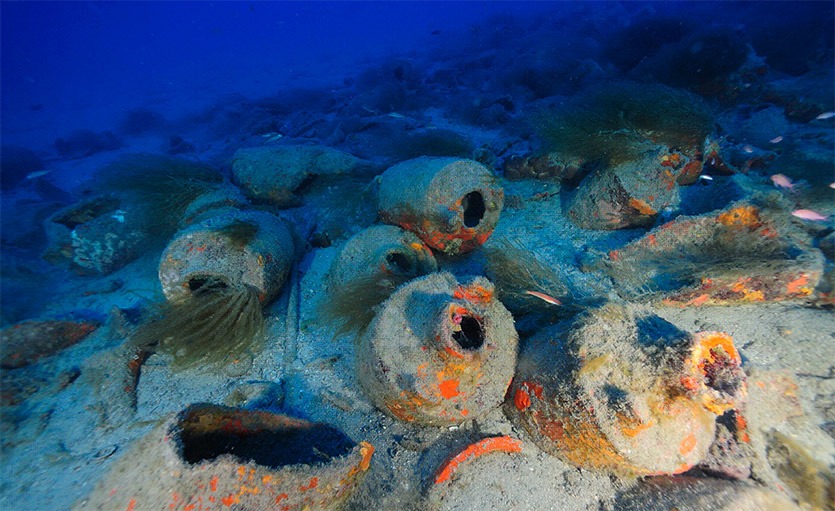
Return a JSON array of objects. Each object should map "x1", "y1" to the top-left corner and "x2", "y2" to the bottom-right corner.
[
  {"x1": 2, "y1": 2, "x2": 554, "y2": 145},
  {"x1": 1, "y1": 2, "x2": 834, "y2": 510},
  {"x1": 3, "y1": 2, "x2": 833, "y2": 146}
]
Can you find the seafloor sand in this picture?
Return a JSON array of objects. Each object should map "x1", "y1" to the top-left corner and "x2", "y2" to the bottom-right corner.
[{"x1": 1, "y1": 168, "x2": 833, "y2": 510}]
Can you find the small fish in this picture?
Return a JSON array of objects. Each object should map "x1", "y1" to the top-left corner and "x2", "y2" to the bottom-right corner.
[
  {"x1": 260, "y1": 132, "x2": 283, "y2": 142},
  {"x1": 770, "y1": 173, "x2": 795, "y2": 191},
  {"x1": 792, "y1": 209, "x2": 828, "y2": 221},
  {"x1": 741, "y1": 144, "x2": 754, "y2": 154},
  {"x1": 26, "y1": 170, "x2": 51, "y2": 179},
  {"x1": 387, "y1": 112, "x2": 405, "y2": 118},
  {"x1": 815, "y1": 111, "x2": 835, "y2": 120},
  {"x1": 524, "y1": 290, "x2": 562, "y2": 306},
  {"x1": 698, "y1": 175, "x2": 714, "y2": 181},
  {"x1": 829, "y1": 183, "x2": 835, "y2": 189},
  {"x1": 769, "y1": 136, "x2": 783, "y2": 144}
]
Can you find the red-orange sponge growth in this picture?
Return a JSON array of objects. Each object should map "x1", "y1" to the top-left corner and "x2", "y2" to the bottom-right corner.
[
  {"x1": 681, "y1": 331, "x2": 746, "y2": 415},
  {"x1": 434, "y1": 436, "x2": 523, "y2": 484}
]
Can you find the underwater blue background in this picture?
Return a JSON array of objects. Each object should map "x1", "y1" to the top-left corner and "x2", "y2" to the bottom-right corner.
[
  {"x1": 2, "y1": 1, "x2": 560, "y2": 146},
  {"x1": 3, "y1": 1, "x2": 833, "y2": 149}
]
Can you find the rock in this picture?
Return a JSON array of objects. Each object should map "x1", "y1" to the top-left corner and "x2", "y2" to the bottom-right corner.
[
  {"x1": 696, "y1": 420, "x2": 753, "y2": 479},
  {"x1": 615, "y1": 476, "x2": 800, "y2": 511},
  {"x1": 740, "y1": 369, "x2": 835, "y2": 508},
  {"x1": 54, "y1": 129, "x2": 122, "y2": 159},
  {"x1": 631, "y1": 29, "x2": 750, "y2": 93},
  {"x1": 117, "y1": 108, "x2": 167, "y2": 136},
  {"x1": 819, "y1": 232, "x2": 835, "y2": 259},
  {"x1": 503, "y1": 153, "x2": 582, "y2": 182},
  {"x1": 0, "y1": 145, "x2": 43, "y2": 190},
  {"x1": 339, "y1": 115, "x2": 473, "y2": 163},
  {"x1": 43, "y1": 195, "x2": 149, "y2": 275},
  {"x1": 224, "y1": 381, "x2": 284, "y2": 409},
  {"x1": 165, "y1": 135, "x2": 195, "y2": 155}
]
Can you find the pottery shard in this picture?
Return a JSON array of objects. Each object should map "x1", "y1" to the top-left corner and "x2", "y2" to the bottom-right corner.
[
  {"x1": 75, "y1": 404, "x2": 374, "y2": 511},
  {"x1": 1, "y1": 320, "x2": 98, "y2": 369}
]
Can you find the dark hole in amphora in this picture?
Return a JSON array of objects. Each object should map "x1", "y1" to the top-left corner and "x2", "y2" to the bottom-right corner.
[
  {"x1": 462, "y1": 191, "x2": 485, "y2": 228},
  {"x1": 386, "y1": 251, "x2": 413, "y2": 274},
  {"x1": 178, "y1": 409, "x2": 356, "y2": 469},
  {"x1": 703, "y1": 348, "x2": 744, "y2": 396},
  {"x1": 188, "y1": 276, "x2": 229, "y2": 294},
  {"x1": 453, "y1": 316, "x2": 484, "y2": 350}
]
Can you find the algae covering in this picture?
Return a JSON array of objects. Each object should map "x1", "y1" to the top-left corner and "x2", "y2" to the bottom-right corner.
[
  {"x1": 532, "y1": 81, "x2": 714, "y2": 166},
  {"x1": 588, "y1": 199, "x2": 825, "y2": 303},
  {"x1": 132, "y1": 278, "x2": 265, "y2": 369},
  {"x1": 94, "y1": 153, "x2": 225, "y2": 239},
  {"x1": 322, "y1": 225, "x2": 438, "y2": 337},
  {"x1": 133, "y1": 210, "x2": 295, "y2": 369}
]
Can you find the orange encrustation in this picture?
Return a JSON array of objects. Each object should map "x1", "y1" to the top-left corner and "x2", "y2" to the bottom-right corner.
[
  {"x1": 678, "y1": 160, "x2": 703, "y2": 183},
  {"x1": 785, "y1": 274, "x2": 812, "y2": 295},
  {"x1": 684, "y1": 331, "x2": 745, "y2": 415},
  {"x1": 628, "y1": 197, "x2": 657, "y2": 216},
  {"x1": 453, "y1": 284, "x2": 494, "y2": 304},
  {"x1": 717, "y1": 205, "x2": 762, "y2": 228}
]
